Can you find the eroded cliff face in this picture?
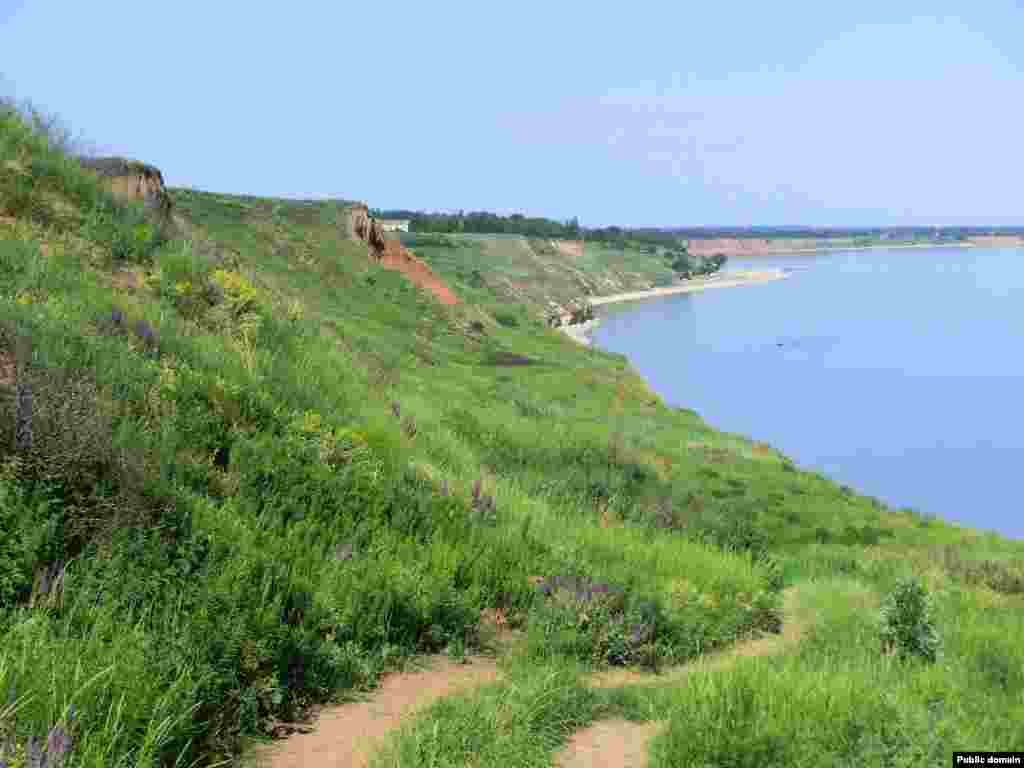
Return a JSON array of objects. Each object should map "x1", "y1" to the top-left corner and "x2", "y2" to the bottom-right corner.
[
  {"x1": 78, "y1": 156, "x2": 173, "y2": 218},
  {"x1": 342, "y1": 202, "x2": 459, "y2": 306},
  {"x1": 686, "y1": 238, "x2": 822, "y2": 258}
]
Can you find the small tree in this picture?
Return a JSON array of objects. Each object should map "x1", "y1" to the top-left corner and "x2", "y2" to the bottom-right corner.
[{"x1": 879, "y1": 576, "x2": 941, "y2": 663}]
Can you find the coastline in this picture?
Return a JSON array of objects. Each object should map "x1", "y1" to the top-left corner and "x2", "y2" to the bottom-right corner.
[
  {"x1": 558, "y1": 269, "x2": 787, "y2": 346},
  {"x1": 725, "y1": 241, "x2": 979, "y2": 257}
]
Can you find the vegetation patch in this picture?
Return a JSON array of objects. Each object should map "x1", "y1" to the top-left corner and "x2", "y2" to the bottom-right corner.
[{"x1": 2, "y1": 96, "x2": 1023, "y2": 768}]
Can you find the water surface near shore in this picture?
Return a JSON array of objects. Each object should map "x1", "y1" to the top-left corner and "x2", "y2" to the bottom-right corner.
[{"x1": 592, "y1": 246, "x2": 1024, "y2": 539}]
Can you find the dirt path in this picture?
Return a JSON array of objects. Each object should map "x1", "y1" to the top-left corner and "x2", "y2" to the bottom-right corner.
[
  {"x1": 555, "y1": 719, "x2": 662, "y2": 768},
  {"x1": 249, "y1": 589, "x2": 806, "y2": 768},
  {"x1": 248, "y1": 655, "x2": 501, "y2": 768},
  {"x1": 555, "y1": 587, "x2": 806, "y2": 767}
]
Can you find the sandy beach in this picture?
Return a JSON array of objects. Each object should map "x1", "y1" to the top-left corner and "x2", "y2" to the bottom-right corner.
[{"x1": 559, "y1": 269, "x2": 787, "y2": 346}]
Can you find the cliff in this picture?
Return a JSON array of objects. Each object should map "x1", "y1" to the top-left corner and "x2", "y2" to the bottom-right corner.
[
  {"x1": 342, "y1": 202, "x2": 459, "y2": 306},
  {"x1": 686, "y1": 237, "x2": 823, "y2": 258},
  {"x1": 78, "y1": 156, "x2": 173, "y2": 219}
]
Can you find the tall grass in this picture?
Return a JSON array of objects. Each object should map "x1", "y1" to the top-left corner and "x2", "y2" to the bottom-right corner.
[{"x1": 1, "y1": 97, "x2": 1022, "y2": 768}]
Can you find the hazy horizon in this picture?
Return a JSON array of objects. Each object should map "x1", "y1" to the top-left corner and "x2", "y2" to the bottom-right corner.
[{"x1": 2, "y1": 2, "x2": 1021, "y2": 229}]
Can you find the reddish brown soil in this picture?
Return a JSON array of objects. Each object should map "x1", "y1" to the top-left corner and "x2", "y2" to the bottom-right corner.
[
  {"x1": 554, "y1": 239, "x2": 584, "y2": 259},
  {"x1": 376, "y1": 239, "x2": 460, "y2": 306},
  {"x1": 247, "y1": 588, "x2": 805, "y2": 768},
  {"x1": 555, "y1": 719, "x2": 662, "y2": 768},
  {"x1": 250, "y1": 656, "x2": 500, "y2": 768}
]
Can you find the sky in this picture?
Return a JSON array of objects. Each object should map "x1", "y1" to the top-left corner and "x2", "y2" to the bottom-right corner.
[{"x1": 2, "y1": 1, "x2": 1021, "y2": 227}]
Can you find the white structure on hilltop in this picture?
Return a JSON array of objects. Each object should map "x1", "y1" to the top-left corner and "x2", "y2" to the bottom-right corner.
[{"x1": 378, "y1": 219, "x2": 410, "y2": 233}]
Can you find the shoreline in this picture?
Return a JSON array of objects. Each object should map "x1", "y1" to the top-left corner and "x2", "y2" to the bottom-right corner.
[
  {"x1": 559, "y1": 269, "x2": 787, "y2": 346},
  {"x1": 713, "y1": 241, "x2": 981, "y2": 258}
]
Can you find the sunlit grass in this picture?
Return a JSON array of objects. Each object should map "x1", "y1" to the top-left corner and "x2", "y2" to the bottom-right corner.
[{"x1": 1, "y1": 97, "x2": 1023, "y2": 768}]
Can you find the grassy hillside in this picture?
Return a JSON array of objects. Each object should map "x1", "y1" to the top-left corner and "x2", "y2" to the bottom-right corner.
[
  {"x1": 399, "y1": 232, "x2": 678, "y2": 323},
  {"x1": 1, "y1": 101, "x2": 1023, "y2": 767}
]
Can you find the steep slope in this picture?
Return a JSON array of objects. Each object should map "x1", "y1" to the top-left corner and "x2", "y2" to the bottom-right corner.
[
  {"x1": 4, "y1": 99, "x2": 1024, "y2": 768},
  {"x1": 343, "y1": 202, "x2": 459, "y2": 306}
]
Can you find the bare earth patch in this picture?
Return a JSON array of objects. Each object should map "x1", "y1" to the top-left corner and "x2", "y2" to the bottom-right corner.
[
  {"x1": 554, "y1": 239, "x2": 584, "y2": 259},
  {"x1": 0, "y1": 351, "x2": 16, "y2": 389},
  {"x1": 249, "y1": 655, "x2": 501, "y2": 768},
  {"x1": 555, "y1": 719, "x2": 662, "y2": 768},
  {"x1": 110, "y1": 269, "x2": 140, "y2": 292},
  {"x1": 376, "y1": 239, "x2": 460, "y2": 306}
]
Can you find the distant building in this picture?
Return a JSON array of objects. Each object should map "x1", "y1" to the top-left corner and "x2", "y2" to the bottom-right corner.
[{"x1": 378, "y1": 219, "x2": 410, "y2": 233}]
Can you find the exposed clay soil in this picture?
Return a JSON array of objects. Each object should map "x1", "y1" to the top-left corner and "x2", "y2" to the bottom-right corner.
[
  {"x1": 250, "y1": 655, "x2": 501, "y2": 768},
  {"x1": 554, "y1": 239, "x2": 584, "y2": 259},
  {"x1": 376, "y1": 239, "x2": 460, "y2": 306}
]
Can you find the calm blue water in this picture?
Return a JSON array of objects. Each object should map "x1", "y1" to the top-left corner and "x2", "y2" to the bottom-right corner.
[{"x1": 592, "y1": 246, "x2": 1024, "y2": 539}]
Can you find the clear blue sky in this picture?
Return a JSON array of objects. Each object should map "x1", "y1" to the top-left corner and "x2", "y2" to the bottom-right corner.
[{"x1": 2, "y1": 2, "x2": 1021, "y2": 227}]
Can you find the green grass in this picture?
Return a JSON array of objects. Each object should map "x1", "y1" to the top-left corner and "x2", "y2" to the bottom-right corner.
[
  {"x1": 1, "y1": 97, "x2": 1022, "y2": 768},
  {"x1": 400, "y1": 232, "x2": 677, "y2": 321}
]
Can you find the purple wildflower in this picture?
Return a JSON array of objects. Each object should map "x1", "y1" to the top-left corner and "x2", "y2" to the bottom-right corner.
[
  {"x1": 110, "y1": 306, "x2": 123, "y2": 326},
  {"x1": 472, "y1": 479, "x2": 482, "y2": 501},
  {"x1": 592, "y1": 583, "x2": 610, "y2": 594},
  {"x1": 25, "y1": 736, "x2": 43, "y2": 768},
  {"x1": 46, "y1": 723, "x2": 72, "y2": 767},
  {"x1": 134, "y1": 318, "x2": 154, "y2": 341}
]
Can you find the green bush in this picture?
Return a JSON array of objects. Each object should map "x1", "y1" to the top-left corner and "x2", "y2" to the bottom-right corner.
[
  {"x1": 526, "y1": 573, "x2": 664, "y2": 668},
  {"x1": 879, "y1": 576, "x2": 941, "y2": 663}
]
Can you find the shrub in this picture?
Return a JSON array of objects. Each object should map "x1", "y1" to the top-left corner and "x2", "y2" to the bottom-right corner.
[
  {"x1": 839, "y1": 524, "x2": 892, "y2": 547},
  {"x1": 493, "y1": 309, "x2": 519, "y2": 328},
  {"x1": 528, "y1": 573, "x2": 667, "y2": 668},
  {"x1": 879, "y1": 576, "x2": 941, "y2": 663},
  {"x1": 941, "y1": 546, "x2": 1024, "y2": 595}
]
